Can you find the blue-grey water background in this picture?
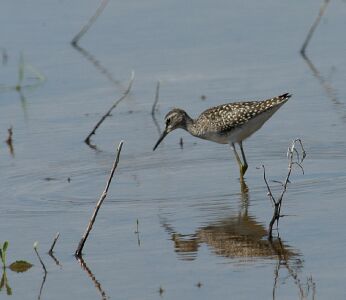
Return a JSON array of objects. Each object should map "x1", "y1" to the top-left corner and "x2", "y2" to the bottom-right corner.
[{"x1": 1, "y1": 0, "x2": 346, "y2": 299}]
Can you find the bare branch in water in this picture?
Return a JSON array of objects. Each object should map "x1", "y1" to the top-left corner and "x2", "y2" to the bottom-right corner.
[
  {"x1": 76, "y1": 256, "x2": 107, "y2": 300},
  {"x1": 301, "y1": 52, "x2": 346, "y2": 123},
  {"x1": 151, "y1": 81, "x2": 160, "y2": 116},
  {"x1": 300, "y1": 0, "x2": 331, "y2": 56},
  {"x1": 85, "y1": 71, "x2": 134, "y2": 146},
  {"x1": 48, "y1": 252, "x2": 61, "y2": 267},
  {"x1": 269, "y1": 238, "x2": 315, "y2": 300},
  {"x1": 151, "y1": 81, "x2": 162, "y2": 135},
  {"x1": 263, "y1": 139, "x2": 306, "y2": 239},
  {"x1": 33, "y1": 242, "x2": 47, "y2": 300},
  {"x1": 48, "y1": 232, "x2": 60, "y2": 254},
  {"x1": 72, "y1": 43, "x2": 121, "y2": 87},
  {"x1": 5, "y1": 126, "x2": 14, "y2": 157},
  {"x1": 75, "y1": 141, "x2": 124, "y2": 257},
  {"x1": 34, "y1": 242, "x2": 47, "y2": 274},
  {"x1": 262, "y1": 165, "x2": 276, "y2": 206},
  {"x1": 71, "y1": 0, "x2": 110, "y2": 46}
]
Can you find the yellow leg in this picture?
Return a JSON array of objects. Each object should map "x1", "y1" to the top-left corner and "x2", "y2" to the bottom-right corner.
[
  {"x1": 239, "y1": 141, "x2": 248, "y2": 175},
  {"x1": 231, "y1": 143, "x2": 247, "y2": 178}
]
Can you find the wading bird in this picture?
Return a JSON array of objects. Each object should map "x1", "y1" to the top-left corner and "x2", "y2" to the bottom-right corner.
[{"x1": 153, "y1": 93, "x2": 291, "y2": 178}]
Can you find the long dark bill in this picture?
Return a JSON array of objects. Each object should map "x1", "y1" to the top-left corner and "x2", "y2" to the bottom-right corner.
[{"x1": 153, "y1": 129, "x2": 168, "y2": 151}]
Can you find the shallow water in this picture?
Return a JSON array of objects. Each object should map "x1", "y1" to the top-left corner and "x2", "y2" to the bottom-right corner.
[{"x1": 1, "y1": 0, "x2": 346, "y2": 299}]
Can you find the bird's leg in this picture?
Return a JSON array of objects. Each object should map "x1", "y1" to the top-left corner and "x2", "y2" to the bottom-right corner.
[
  {"x1": 239, "y1": 141, "x2": 248, "y2": 176},
  {"x1": 231, "y1": 143, "x2": 246, "y2": 178}
]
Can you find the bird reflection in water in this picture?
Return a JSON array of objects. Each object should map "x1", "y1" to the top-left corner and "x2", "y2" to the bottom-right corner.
[
  {"x1": 160, "y1": 180, "x2": 316, "y2": 299},
  {"x1": 160, "y1": 180, "x2": 298, "y2": 262}
]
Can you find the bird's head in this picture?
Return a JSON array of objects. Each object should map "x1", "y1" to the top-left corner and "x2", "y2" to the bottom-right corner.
[{"x1": 153, "y1": 108, "x2": 189, "y2": 151}]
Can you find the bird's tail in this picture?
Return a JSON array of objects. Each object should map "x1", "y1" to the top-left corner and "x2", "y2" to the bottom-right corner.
[
  {"x1": 264, "y1": 93, "x2": 291, "y2": 107},
  {"x1": 277, "y1": 93, "x2": 292, "y2": 102}
]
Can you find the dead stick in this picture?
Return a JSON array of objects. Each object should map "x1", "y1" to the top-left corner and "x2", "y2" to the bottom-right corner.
[
  {"x1": 75, "y1": 140, "x2": 124, "y2": 257},
  {"x1": 34, "y1": 243, "x2": 48, "y2": 300},
  {"x1": 264, "y1": 139, "x2": 306, "y2": 239},
  {"x1": 151, "y1": 81, "x2": 160, "y2": 116},
  {"x1": 72, "y1": 42, "x2": 121, "y2": 86},
  {"x1": 48, "y1": 251, "x2": 61, "y2": 267},
  {"x1": 151, "y1": 81, "x2": 162, "y2": 135},
  {"x1": 48, "y1": 232, "x2": 60, "y2": 254},
  {"x1": 262, "y1": 165, "x2": 276, "y2": 205},
  {"x1": 71, "y1": 0, "x2": 110, "y2": 45},
  {"x1": 76, "y1": 256, "x2": 107, "y2": 299},
  {"x1": 6, "y1": 126, "x2": 14, "y2": 157},
  {"x1": 34, "y1": 242, "x2": 47, "y2": 274},
  {"x1": 300, "y1": 0, "x2": 331, "y2": 55},
  {"x1": 85, "y1": 71, "x2": 134, "y2": 144}
]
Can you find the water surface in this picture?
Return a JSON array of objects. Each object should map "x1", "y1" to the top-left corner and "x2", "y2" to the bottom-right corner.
[{"x1": 0, "y1": 0, "x2": 346, "y2": 299}]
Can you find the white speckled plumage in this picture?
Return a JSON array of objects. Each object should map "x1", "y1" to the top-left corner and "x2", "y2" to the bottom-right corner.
[{"x1": 153, "y1": 93, "x2": 291, "y2": 177}]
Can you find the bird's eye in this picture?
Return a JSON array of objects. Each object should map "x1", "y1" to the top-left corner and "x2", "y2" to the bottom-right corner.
[{"x1": 166, "y1": 118, "x2": 171, "y2": 125}]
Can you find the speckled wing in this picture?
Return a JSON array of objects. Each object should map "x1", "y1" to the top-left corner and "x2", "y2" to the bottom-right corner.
[{"x1": 195, "y1": 93, "x2": 291, "y2": 135}]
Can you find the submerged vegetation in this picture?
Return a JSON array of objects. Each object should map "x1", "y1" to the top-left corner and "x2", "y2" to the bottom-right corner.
[
  {"x1": 0, "y1": 241, "x2": 32, "y2": 272},
  {"x1": 0, "y1": 53, "x2": 45, "y2": 93},
  {"x1": 0, "y1": 242, "x2": 32, "y2": 296}
]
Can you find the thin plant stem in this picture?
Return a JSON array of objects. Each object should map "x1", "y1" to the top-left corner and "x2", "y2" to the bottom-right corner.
[
  {"x1": 75, "y1": 141, "x2": 124, "y2": 257},
  {"x1": 71, "y1": 43, "x2": 121, "y2": 86},
  {"x1": 71, "y1": 0, "x2": 110, "y2": 45},
  {"x1": 48, "y1": 232, "x2": 60, "y2": 254},
  {"x1": 34, "y1": 243, "x2": 47, "y2": 300},
  {"x1": 263, "y1": 139, "x2": 306, "y2": 239},
  {"x1": 300, "y1": 0, "x2": 331, "y2": 55},
  {"x1": 76, "y1": 256, "x2": 107, "y2": 300},
  {"x1": 151, "y1": 81, "x2": 160, "y2": 116},
  {"x1": 85, "y1": 72, "x2": 134, "y2": 145},
  {"x1": 151, "y1": 81, "x2": 162, "y2": 135},
  {"x1": 34, "y1": 244, "x2": 47, "y2": 274}
]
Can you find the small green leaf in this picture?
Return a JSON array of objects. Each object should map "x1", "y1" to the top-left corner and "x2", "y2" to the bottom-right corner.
[
  {"x1": 9, "y1": 261, "x2": 33, "y2": 273},
  {"x1": 2, "y1": 241, "x2": 8, "y2": 253},
  {"x1": 0, "y1": 249, "x2": 3, "y2": 261}
]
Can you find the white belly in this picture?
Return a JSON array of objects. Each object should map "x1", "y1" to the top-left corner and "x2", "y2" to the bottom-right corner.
[
  {"x1": 197, "y1": 105, "x2": 283, "y2": 145},
  {"x1": 227, "y1": 106, "x2": 282, "y2": 144}
]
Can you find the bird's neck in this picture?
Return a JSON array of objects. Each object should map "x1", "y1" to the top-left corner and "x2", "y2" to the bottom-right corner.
[{"x1": 183, "y1": 114, "x2": 198, "y2": 136}]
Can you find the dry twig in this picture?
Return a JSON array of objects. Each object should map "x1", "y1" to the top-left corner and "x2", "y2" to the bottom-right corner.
[
  {"x1": 34, "y1": 242, "x2": 47, "y2": 274},
  {"x1": 71, "y1": 0, "x2": 110, "y2": 46},
  {"x1": 263, "y1": 139, "x2": 306, "y2": 239},
  {"x1": 151, "y1": 81, "x2": 160, "y2": 116},
  {"x1": 151, "y1": 81, "x2": 162, "y2": 135},
  {"x1": 300, "y1": 0, "x2": 331, "y2": 55},
  {"x1": 301, "y1": 52, "x2": 345, "y2": 123},
  {"x1": 85, "y1": 72, "x2": 134, "y2": 145},
  {"x1": 48, "y1": 232, "x2": 60, "y2": 254},
  {"x1": 76, "y1": 256, "x2": 107, "y2": 300},
  {"x1": 5, "y1": 126, "x2": 14, "y2": 157},
  {"x1": 48, "y1": 252, "x2": 61, "y2": 267},
  {"x1": 75, "y1": 141, "x2": 124, "y2": 257},
  {"x1": 269, "y1": 238, "x2": 314, "y2": 300},
  {"x1": 33, "y1": 242, "x2": 47, "y2": 300},
  {"x1": 72, "y1": 43, "x2": 121, "y2": 86}
]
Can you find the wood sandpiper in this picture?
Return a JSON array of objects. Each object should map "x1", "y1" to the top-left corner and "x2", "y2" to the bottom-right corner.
[{"x1": 153, "y1": 93, "x2": 291, "y2": 178}]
